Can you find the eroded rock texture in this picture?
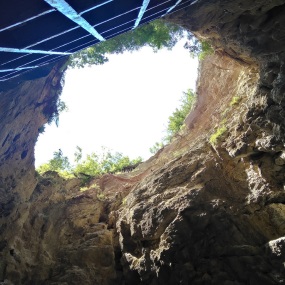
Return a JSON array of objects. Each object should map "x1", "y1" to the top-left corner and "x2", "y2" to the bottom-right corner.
[{"x1": 1, "y1": 0, "x2": 285, "y2": 284}]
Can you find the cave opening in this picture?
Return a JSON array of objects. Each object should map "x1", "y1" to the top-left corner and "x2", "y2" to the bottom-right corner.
[
  {"x1": 2, "y1": 0, "x2": 285, "y2": 284},
  {"x1": 34, "y1": 37, "x2": 199, "y2": 170}
]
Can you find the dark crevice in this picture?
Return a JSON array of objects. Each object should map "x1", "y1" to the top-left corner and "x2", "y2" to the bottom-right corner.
[
  {"x1": 1, "y1": 134, "x2": 9, "y2": 147},
  {"x1": 21, "y1": 150, "x2": 28, "y2": 160}
]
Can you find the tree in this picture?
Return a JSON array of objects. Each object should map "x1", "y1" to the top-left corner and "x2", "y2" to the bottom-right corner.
[
  {"x1": 37, "y1": 147, "x2": 143, "y2": 177},
  {"x1": 37, "y1": 149, "x2": 71, "y2": 174},
  {"x1": 68, "y1": 19, "x2": 187, "y2": 68},
  {"x1": 73, "y1": 148, "x2": 142, "y2": 176},
  {"x1": 68, "y1": 19, "x2": 213, "y2": 68},
  {"x1": 149, "y1": 89, "x2": 196, "y2": 155},
  {"x1": 165, "y1": 89, "x2": 196, "y2": 142},
  {"x1": 73, "y1": 152, "x2": 102, "y2": 176},
  {"x1": 149, "y1": 142, "x2": 165, "y2": 155},
  {"x1": 74, "y1": 145, "x2": 83, "y2": 163}
]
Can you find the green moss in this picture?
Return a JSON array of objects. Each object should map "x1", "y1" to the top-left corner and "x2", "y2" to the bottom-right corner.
[
  {"x1": 230, "y1": 96, "x2": 241, "y2": 106},
  {"x1": 209, "y1": 126, "x2": 227, "y2": 145},
  {"x1": 80, "y1": 182, "x2": 99, "y2": 192},
  {"x1": 80, "y1": 186, "x2": 89, "y2": 192}
]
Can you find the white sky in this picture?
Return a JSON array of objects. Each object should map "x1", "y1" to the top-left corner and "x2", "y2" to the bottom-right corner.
[{"x1": 35, "y1": 39, "x2": 198, "y2": 167}]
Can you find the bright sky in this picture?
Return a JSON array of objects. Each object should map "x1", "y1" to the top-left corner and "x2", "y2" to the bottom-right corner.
[{"x1": 35, "y1": 39, "x2": 198, "y2": 167}]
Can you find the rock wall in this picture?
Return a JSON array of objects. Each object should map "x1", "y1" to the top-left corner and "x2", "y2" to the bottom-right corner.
[
  {"x1": 116, "y1": 54, "x2": 284, "y2": 284},
  {"x1": 114, "y1": 1, "x2": 285, "y2": 284},
  {"x1": 1, "y1": 0, "x2": 285, "y2": 284},
  {"x1": 0, "y1": 62, "x2": 67, "y2": 284}
]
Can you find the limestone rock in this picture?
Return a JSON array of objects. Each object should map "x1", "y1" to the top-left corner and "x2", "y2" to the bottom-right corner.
[{"x1": 1, "y1": 0, "x2": 285, "y2": 284}]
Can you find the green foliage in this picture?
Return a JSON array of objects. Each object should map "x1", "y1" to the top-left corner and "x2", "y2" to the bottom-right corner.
[
  {"x1": 37, "y1": 149, "x2": 71, "y2": 174},
  {"x1": 209, "y1": 126, "x2": 227, "y2": 145},
  {"x1": 52, "y1": 99, "x2": 68, "y2": 127},
  {"x1": 149, "y1": 142, "x2": 165, "y2": 155},
  {"x1": 67, "y1": 17, "x2": 213, "y2": 69},
  {"x1": 208, "y1": 96, "x2": 240, "y2": 146},
  {"x1": 41, "y1": 71, "x2": 67, "y2": 128},
  {"x1": 73, "y1": 147, "x2": 142, "y2": 176},
  {"x1": 37, "y1": 147, "x2": 143, "y2": 178},
  {"x1": 57, "y1": 100, "x2": 68, "y2": 114},
  {"x1": 38, "y1": 125, "x2": 45, "y2": 134},
  {"x1": 80, "y1": 186, "x2": 89, "y2": 192},
  {"x1": 42, "y1": 97, "x2": 68, "y2": 128},
  {"x1": 68, "y1": 19, "x2": 186, "y2": 68},
  {"x1": 74, "y1": 145, "x2": 82, "y2": 163},
  {"x1": 184, "y1": 35, "x2": 213, "y2": 60},
  {"x1": 165, "y1": 89, "x2": 196, "y2": 142},
  {"x1": 230, "y1": 96, "x2": 241, "y2": 106},
  {"x1": 198, "y1": 41, "x2": 214, "y2": 60},
  {"x1": 80, "y1": 182, "x2": 99, "y2": 192},
  {"x1": 73, "y1": 152, "x2": 101, "y2": 176},
  {"x1": 57, "y1": 171, "x2": 74, "y2": 179},
  {"x1": 148, "y1": 89, "x2": 196, "y2": 155}
]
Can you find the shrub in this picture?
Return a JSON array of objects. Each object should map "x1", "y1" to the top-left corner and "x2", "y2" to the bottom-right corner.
[
  {"x1": 37, "y1": 149, "x2": 71, "y2": 174},
  {"x1": 209, "y1": 126, "x2": 227, "y2": 145},
  {"x1": 37, "y1": 147, "x2": 143, "y2": 179}
]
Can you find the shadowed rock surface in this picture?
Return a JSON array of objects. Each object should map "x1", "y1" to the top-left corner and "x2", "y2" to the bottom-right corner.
[{"x1": 1, "y1": 0, "x2": 285, "y2": 284}]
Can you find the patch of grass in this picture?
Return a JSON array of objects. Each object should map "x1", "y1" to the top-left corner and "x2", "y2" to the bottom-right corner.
[
  {"x1": 80, "y1": 182, "x2": 99, "y2": 192},
  {"x1": 80, "y1": 186, "x2": 89, "y2": 192},
  {"x1": 230, "y1": 96, "x2": 241, "y2": 106},
  {"x1": 209, "y1": 126, "x2": 227, "y2": 145},
  {"x1": 90, "y1": 182, "x2": 99, "y2": 189},
  {"x1": 59, "y1": 171, "x2": 75, "y2": 179}
]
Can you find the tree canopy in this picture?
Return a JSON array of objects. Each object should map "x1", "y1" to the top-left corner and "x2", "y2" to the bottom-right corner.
[
  {"x1": 68, "y1": 18, "x2": 214, "y2": 68},
  {"x1": 37, "y1": 149, "x2": 71, "y2": 174},
  {"x1": 37, "y1": 147, "x2": 142, "y2": 178},
  {"x1": 68, "y1": 19, "x2": 186, "y2": 68}
]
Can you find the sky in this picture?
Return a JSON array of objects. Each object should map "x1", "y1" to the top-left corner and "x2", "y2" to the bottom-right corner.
[{"x1": 34, "y1": 39, "x2": 198, "y2": 167}]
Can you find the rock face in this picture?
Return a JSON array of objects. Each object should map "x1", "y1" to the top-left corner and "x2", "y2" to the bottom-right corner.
[
  {"x1": 1, "y1": 0, "x2": 285, "y2": 284},
  {"x1": 19, "y1": 172, "x2": 116, "y2": 285},
  {"x1": 116, "y1": 52, "x2": 285, "y2": 284}
]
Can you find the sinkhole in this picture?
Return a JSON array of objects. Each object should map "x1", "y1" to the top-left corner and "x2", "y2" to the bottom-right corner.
[{"x1": 34, "y1": 38, "x2": 198, "y2": 170}]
